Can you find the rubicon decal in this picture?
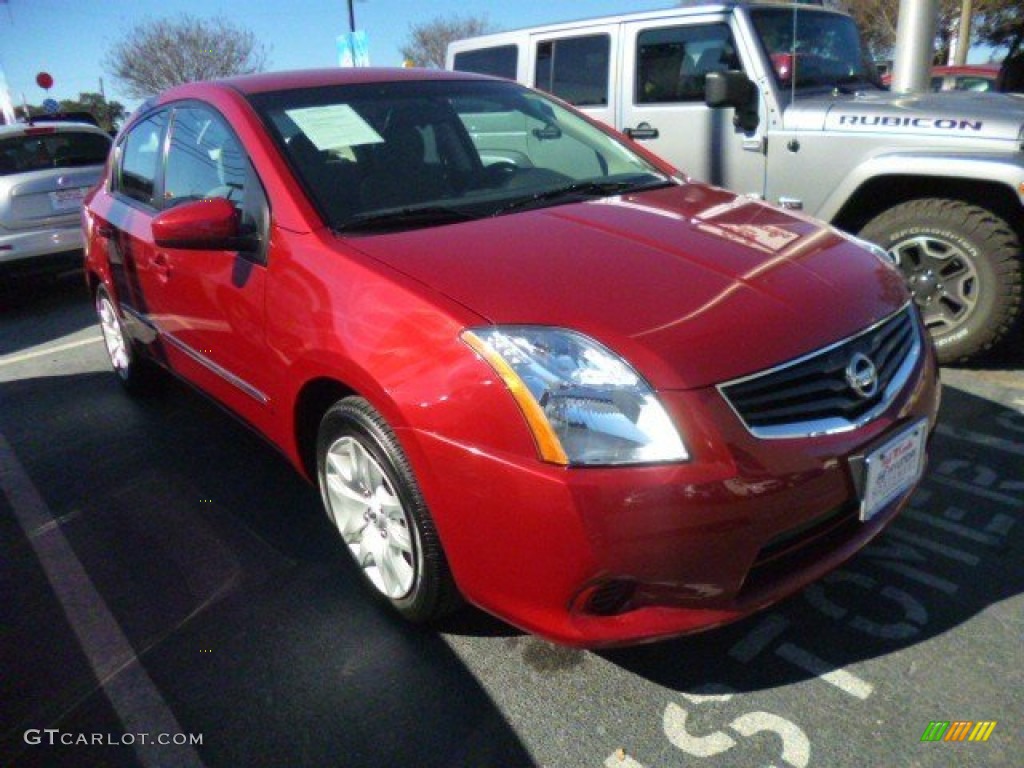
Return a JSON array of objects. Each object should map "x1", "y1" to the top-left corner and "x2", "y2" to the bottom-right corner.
[
  {"x1": 920, "y1": 721, "x2": 997, "y2": 742},
  {"x1": 836, "y1": 115, "x2": 984, "y2": 131}
]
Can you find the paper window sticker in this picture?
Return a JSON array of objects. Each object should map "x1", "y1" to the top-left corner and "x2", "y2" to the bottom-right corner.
[{"x1": 285, "y1": 105, "x2": 384, "y2": 151}]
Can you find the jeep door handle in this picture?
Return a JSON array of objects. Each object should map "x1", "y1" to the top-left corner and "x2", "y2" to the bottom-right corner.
[{"x1": 624, "y1": 123, "x2": 659, "y2": 140}]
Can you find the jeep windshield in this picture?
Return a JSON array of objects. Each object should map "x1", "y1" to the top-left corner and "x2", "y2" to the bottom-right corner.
[
  {"x1": 248, "y1": 79, "x2": 673, "y2": 233},
  {"x1": 750, "y1": 8, "x2": 882, "y2": 92}
]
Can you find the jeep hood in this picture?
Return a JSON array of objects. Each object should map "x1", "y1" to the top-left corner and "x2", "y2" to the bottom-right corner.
[
  {"x1": 344, "y1": 183, "x2": 909, "y2": 391},
  {"x1": 786, "y1": 91, "x2": 1024, "y2": 143}
]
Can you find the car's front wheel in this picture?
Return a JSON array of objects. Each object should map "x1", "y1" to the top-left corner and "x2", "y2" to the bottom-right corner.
[
  {"x1": 316, "y1": 396, "x2": 459, "y2": 622},
  {"x1": 859, "y1": 198, "x2": 1022, "y2": 363}
]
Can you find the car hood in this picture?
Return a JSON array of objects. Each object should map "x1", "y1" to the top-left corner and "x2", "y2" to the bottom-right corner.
[
  {"x1": 345, "y1": 183, "x2": 909, "y2": 390},
  {"x1": 786, "y1": 90, "x2": 1024, "y2": 142}
]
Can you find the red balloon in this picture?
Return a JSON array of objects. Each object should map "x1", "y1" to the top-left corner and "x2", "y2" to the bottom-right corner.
[{"x1": 36, "y1": 72, "x2": 53, "y2": 90}]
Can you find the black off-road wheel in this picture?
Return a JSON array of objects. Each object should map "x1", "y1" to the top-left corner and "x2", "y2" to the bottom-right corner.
[
  {"x1": 859, "y1": 198, "x2": 1022, "y2": 364},
  {"x1": 316, "y1": 396, "x2": 460, "y2": 622}
]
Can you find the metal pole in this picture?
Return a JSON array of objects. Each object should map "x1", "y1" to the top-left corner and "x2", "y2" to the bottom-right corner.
[
  {"x1": 348, "y1": 0, "x2": 356, "y2": 33},
  {"x1": 890, "y1": 0, "x2": 939, "y2": 93},
  {"x1": 953, "y1": 0, "x2": 972, "y2": 66}
]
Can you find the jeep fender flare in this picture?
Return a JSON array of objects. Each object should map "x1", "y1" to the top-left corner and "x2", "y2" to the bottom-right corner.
[{"x1": 817, "y1": 152, "x2": 1024, "y2": 224}]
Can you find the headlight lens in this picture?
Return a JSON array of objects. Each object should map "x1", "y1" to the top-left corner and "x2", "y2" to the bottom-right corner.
[
  {"x1": 844, "y1": 232, "x2": 896, "y2": 267},
  {"x1": 463, "y1": 326, "x2": 688, "y2": 466}
]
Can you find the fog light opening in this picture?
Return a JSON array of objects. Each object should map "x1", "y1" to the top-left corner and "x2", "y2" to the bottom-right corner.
[{"x1": 574, "y1": 578, "x2": 638, "y2": 616}]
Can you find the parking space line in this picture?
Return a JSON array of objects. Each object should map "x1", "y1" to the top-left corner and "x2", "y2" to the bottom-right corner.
[
  {"x1": 775, "y1": 644, "x2": 874, "y2": 700},
  {"x1": 885, "y1": 527, "x2": 980, "y2": 565},
  {"x1": 929, "y1": 476, "x2": 1022, "y2": 507},
  {"x1": 729, "y1": 614, "x2": 791, "y2": 663},
  {"x1": 0, "y1": 431, "x2": 204, "y2": 768},
  {"x1": 935, "y1": 423, "x2": 1024, "y2": 457},
  {"x1": 903, "y1": 509, "x2": 1003, "y2": 545},
  {"x1": 0, "y1": 335, "x2": 102, "y2": 367},
  {"x1": 874, "y1": 561, "x2": 959, "y2": 595}
]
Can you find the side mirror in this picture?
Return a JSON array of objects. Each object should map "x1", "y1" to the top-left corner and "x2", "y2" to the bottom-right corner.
[
  {"x1": 152, "y1": 197, "x2": 259, "y2": 251},
  {"x1": 705, "y1": 71, "x2": 759, "y2": 133}
]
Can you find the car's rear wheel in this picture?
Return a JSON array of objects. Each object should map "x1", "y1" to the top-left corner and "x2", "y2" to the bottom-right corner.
[
  {"x1": 95, "y1": 285, "x2": 153, "y2": 393},
  {"x1": 316, "y1": 396, "x2": 459, "y2": 622},
  {"x1": 859, "y1": 198, "x2": 1022, "y2": 363}
]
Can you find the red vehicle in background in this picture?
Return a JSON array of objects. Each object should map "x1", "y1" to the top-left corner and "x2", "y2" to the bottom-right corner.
[
  {"x1": 881, "y1": 64, "x2": 1007, "y2": 92},
  {"x1": 82, "y1": 67, "x2": 940, "y2": 647}
]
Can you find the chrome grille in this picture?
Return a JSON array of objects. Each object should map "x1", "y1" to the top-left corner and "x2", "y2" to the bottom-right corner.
[{"x1": 719, "y1": 305, "x2": 921, "y2": 439}]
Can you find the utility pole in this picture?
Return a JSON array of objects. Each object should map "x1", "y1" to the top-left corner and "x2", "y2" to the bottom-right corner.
[
  {"x1": 891, "y1": 0, "x2": 939, "y2": 93},
  {"x1": 348, "y1": 0, "x2": 356, "y2": 33},
  {"x1": 953, "y1": 0, "x2": 972, "y2": 66}
]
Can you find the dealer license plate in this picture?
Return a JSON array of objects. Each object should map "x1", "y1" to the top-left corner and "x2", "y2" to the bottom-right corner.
[
  {"x1": 860, "y1": 420, "x2": 927, "y2": 522},
  {"x1": 49, "y1": 187, "x2": 87, "y2": 212}
]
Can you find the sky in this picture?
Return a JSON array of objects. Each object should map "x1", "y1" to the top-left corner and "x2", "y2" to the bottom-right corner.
[{"x1": 0, "y1": 0, "x2": 675, "y2": 112}]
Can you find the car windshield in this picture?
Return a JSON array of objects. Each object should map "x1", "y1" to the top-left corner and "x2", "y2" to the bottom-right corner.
[
  {"x1": 248, "y1": 79, "x2": 672, "y2": 232},
  {"x1": 750, "y1": 8, "x2": 881, "y2": 91},
  {"x1": 0, "y1": 130, "x2": 110, "y2": 176}
]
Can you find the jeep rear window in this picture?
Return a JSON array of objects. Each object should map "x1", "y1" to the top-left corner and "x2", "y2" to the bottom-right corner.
[
  {"x1": 0, "y1": 131, "x2": 110, "y2": 176},
  {"x1": 453, "y1": 45, "x2": 518, "y2": 79}
]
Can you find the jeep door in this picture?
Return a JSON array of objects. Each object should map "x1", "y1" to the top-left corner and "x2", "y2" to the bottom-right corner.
[{"x1": 619, "y1": 17, "x2": 766, "y2": 197}]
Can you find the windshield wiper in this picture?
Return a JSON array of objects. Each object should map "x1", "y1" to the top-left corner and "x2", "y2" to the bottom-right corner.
[
  {"x1": 491, "y1": 177, "x2": 672, "y2": 216},
  {"x1": 338, "y1": 205, "x2": 476, "y2": 233}
]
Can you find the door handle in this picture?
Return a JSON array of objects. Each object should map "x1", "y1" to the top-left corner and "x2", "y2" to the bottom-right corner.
[
  {"x1": 624, "y1": 122, "x2": 659, "y2": 140},
  {"x1": 153, "y1": 252, "x2": 172, "y2": 281},
  {"x1": 95, "y1": 223, "x2": 114, "y2": 238}
]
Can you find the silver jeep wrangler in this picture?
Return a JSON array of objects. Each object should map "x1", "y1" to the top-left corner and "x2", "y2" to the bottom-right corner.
[{"x1": 449, "y1": 1, "x2": 1024, "y2": 362}]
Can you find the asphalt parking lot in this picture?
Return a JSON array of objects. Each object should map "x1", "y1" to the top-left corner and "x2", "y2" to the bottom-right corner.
[{"x1": 1, "y1": 276, "x2": 1021, "y2": 768}]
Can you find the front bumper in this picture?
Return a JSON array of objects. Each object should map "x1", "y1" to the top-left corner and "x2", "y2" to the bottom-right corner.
[{"x1": 410, "y1": 337, "x2": 941, "y2": 648}]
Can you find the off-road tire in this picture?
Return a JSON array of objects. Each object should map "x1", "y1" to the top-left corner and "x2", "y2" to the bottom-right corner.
[{"x1": 860, "y1": 198, "x2": 1022, "y2": 363}]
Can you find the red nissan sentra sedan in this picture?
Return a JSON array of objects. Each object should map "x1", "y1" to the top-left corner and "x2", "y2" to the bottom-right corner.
[{"x1": 82, "y1": 68, "x2": 940, "y2": 647}]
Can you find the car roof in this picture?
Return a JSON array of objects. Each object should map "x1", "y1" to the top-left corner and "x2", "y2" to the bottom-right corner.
[{"x1": 182, "y1": 67, "x2": 494, "y2": 97}]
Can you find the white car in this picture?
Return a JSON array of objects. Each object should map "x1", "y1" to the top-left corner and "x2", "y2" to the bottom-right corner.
[{"x1": 0, "y1": 120, "x2": 111, "y2": 280}]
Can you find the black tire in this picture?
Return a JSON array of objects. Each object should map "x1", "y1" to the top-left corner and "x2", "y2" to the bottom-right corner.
[
  {"x1": 859, "y1": 198, "x2": 1022, "y2": 363},
  {"x1": 94, "y1": 285, "x2": 157, "y2": 393},
  {"x1": 316, "y1": 396, "x2": 460, "y2": 622}
]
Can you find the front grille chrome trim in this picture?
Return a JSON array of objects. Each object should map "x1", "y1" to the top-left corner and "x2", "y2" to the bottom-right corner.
[{"x1": 718, "y1": 303, "x2": 922, "y2": 440}]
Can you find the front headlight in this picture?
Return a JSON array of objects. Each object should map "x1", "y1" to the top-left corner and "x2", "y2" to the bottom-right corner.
[
  {"x1": 462, "y1": 326, "x2": 688, "y2": 466},
  {"x1": 844, "y1": 232, "x2": 897, "y2": 267}
]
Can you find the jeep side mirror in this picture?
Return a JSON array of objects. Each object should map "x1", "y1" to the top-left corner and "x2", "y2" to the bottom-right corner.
[{"x1": 705, "y1": 71, "x2": 759, "y2": 133}]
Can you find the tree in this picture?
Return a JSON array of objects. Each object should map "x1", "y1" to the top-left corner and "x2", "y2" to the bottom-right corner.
[
  {"x1": 400, "y1": 14, "x2": 491, "y2": 68},
  {"x1": 104, "y1": 14, "x2": 269, "y2": 100},
  {"x1": 839, "y1": 0, "x2": 1023, "y2": 62},
  {"x1": 58, "y1": 92, "x2": 127, "y2": 132}
]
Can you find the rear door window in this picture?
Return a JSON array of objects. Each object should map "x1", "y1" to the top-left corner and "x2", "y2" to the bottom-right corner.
[{"x1": 534, "y1": 34, "x2": 611, "y2": 107}]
